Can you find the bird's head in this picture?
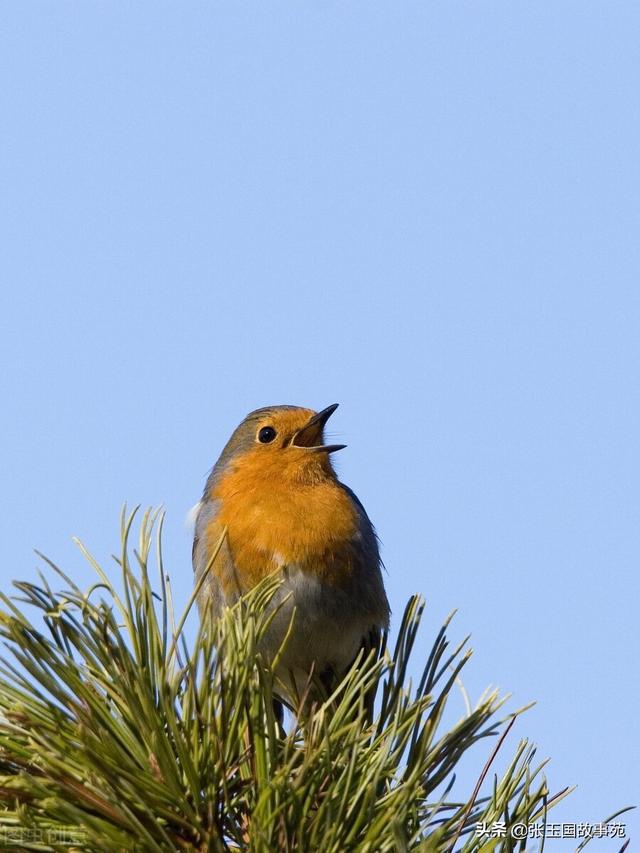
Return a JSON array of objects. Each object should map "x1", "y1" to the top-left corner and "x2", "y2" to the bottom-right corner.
[{"x1": 212, "y1": 404, "x2": 346, "y2": 486}]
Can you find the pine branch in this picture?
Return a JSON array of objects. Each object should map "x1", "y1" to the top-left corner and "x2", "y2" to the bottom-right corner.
[{"x1": 0, "y1": 508, "x2": 577, "y2": 851}]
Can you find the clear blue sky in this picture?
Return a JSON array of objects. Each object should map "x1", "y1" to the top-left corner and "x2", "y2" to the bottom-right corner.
[{"x1": 1, "y1": 1, "x2": 638, "y2": 846}]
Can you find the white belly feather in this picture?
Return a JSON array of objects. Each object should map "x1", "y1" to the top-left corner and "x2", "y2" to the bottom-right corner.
[{"x1": 260, "y1": 564, "x2": 374, "y2": 699}]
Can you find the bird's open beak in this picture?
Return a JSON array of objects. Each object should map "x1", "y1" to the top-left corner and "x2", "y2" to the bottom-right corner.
[{"x1": 291, "y1": 403, "x2": 346, "y2": 454}]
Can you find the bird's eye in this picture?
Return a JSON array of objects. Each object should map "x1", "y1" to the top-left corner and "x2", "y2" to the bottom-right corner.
[{"x1": 258, "y1": 426, "x2": 277, "y2": 444}]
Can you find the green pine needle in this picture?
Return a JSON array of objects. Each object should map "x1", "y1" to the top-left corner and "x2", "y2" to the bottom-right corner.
[{"x1": 0, "y1": 507, "x2": 577, "y2": 851}]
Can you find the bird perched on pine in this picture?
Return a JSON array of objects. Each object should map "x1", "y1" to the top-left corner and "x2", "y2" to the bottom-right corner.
[{"x1": 192, "y1": 403, "x2": 389, "y2": 708}]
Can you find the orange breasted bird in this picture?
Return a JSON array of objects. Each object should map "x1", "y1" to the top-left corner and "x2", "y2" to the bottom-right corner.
[{"x1": 192, "y1": 403, "x2": 390, "y2": 704}]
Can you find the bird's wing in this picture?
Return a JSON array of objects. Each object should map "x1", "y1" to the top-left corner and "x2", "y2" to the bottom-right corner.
[
  {"x1": 192, "y1": 498, "x2": 240, "y2": 619},
  {"x1": 337, "y1": 484, "x2": 391, "y2": 720},
  {"x1": 339, "y1": 482, "x2": 391, "y2": 630}
]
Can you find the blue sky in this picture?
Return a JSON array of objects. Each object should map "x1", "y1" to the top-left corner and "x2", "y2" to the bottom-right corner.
[{"x1": 1, "y1": 1, "x2": 638, "y2": 846}]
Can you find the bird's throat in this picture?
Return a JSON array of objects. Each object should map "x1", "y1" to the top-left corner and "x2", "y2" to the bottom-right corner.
[{"x1": 210, "y1": 464, "x2": 359, "y2": 588}]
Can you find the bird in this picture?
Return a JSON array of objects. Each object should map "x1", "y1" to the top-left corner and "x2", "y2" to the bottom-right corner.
[{"x1": 192, "y1": 403, "x2": 390, "y2": 708}]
